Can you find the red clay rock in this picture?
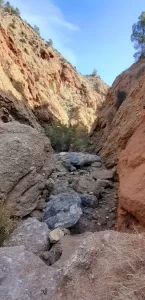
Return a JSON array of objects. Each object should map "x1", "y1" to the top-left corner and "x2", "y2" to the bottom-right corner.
[
  {"x1": 117, "y1": 121, "x2": 145, "y2": 231},
  {"x1": 92, "y1": 58, "x2": 145, "y2": 167}
]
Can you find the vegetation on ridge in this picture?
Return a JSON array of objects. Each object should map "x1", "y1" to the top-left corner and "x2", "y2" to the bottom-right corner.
[
  {"x1": 0, "y1": 1, "x2": 20, "y2": 17},
  {"x1": 131, "y1": 12, "x2": 145, "y2": 60}
]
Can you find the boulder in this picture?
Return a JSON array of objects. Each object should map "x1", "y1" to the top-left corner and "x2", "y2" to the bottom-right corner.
[
  {"x1": 43, "y1": 192, "x2": 82, "y2": 229},
  {"x1": 0, "y1": 122, "x2": 53, "y2": 217},
  {"x1": 90, "y1": 161, "x2": 102, "y2": 168},
  {"x1": 1, "y1": 231, "x2": 145, "y2": 300},
  {"x1": 92, "y1": 168, "x2": 115, "y2": 180},
  {"x1": 53, "y1": 231, "x2": 145, "y2": 300},
  {"x1": 0, "y1": 245, "x2": 57, "y2": 300},
  {"x1": 4, "y1": 218, "x2": 50, "y2": 255},
  {"x1": 74, "y1": 176, "x2": 97, "y2": 194},
  {"x1": 30, "y1": 210, "x2": 43, "y2": 221},
  {"x1": 41, "y1": 244, "x2": 62, "y2": 266},
  {"x1": 55, "y1": 152, "x2": 101, "y2": 167},
  {"x1": 48, "y1": 228, "x2": 70, "y2": 243},
  {"x1": 80, "y1": 194, "x2": 98, "y2": 208}
]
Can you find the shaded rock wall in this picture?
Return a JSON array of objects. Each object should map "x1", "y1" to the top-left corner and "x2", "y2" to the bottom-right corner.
[{"x1": 92, "y1": 58, "x2": 145, "y2": 167}]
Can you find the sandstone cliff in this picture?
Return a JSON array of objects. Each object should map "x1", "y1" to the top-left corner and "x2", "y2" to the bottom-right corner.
[
  {"x1": 91, "y1": 58, "x2": 145, "y2": 230},
  {"x1": 92, "y1": 58, "x2": 145, "y2": 167},
  {"x1": 117, "y1": 121, "x2": 145, "y2": 231},
  {"x1": 0, "y1": 9, "x2": 108, "y2": 131}
]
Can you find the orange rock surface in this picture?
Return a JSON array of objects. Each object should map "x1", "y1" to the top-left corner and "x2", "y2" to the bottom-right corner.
[
  {"x1": 117, "y1": 121, "x2": 145, "y2": 231},
  {"x1": 92, "y1": 58, "x2": 145, "y2": 167},
  {"x1": 0, "y1": 10, "x2": 108, "y2": 130}
]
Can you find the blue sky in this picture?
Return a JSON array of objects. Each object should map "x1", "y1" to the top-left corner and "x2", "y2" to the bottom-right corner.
[{"x1": 10, "y1": 0, "x2": 145, "y2": 85}]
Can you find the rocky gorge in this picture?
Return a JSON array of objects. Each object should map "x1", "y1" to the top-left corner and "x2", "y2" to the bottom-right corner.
[{"x1": 1, "y1": 6, "x2": 145, "y2": 300}]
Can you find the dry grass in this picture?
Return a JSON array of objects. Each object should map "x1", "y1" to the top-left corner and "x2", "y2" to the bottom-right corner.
[
  {"x1": 0, "y1": 205, "x2": 15, "y2": 246},
  {"x1": 103, "y1": 232, "x2": 145, "y2": 300}
]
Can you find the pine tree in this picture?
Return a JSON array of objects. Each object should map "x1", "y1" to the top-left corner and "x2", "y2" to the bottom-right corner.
[{"x1": 131, "y1": 12, "x2": 145, "y2": 60}]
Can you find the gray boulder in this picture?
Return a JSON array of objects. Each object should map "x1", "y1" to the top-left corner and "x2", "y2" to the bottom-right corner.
[
  {"x1": 41, "y1": 244, "x2": 62, "y2": 266},
  {"x1": 4, "y1": 218, "x2": 50, "y2": 255},
  {"x1": 43, "y1": 192, "x2": 82, "y2": 229},
  {"x1": 55, "y1": 152, "x2": 101, "y2": 167},
  {"x1": 1, "y1": 232, "x2": 145, "y2": 300},
  {"x1": 0, "y1": 245, "x2": 57, "y2": 300},
  {"x1": 0, "y1": 122, "x2": 53, "y2": 217},
  {"x1": 92, "y1": 168, "x2": 115, "y2": 180}
]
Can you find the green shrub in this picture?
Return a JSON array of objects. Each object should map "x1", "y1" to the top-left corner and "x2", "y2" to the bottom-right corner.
[
  {"x1": 45, "y1": 122, "x2": 88, "y2": 152},
  {"x1": 0, "y1": 205, "x2": 14, "y2": 246},
  {"x1": 91, "y1": 68, "x2": 97, "y2": 76},
  {"x1": 46, "y1": 39, "x2": 53, "y2": 47},
  {"x1": 33, "y1": 25, "x2": 40, "y2": 36},
  {"x1": 115, "y1": 90, "x2": 127, "y2": 110},
  {"x1": 4, "y1": 2, "x2": 20, "y2": 16}
]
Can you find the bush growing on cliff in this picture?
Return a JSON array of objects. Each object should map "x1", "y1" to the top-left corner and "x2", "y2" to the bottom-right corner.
[
  {"x1": 4, "y1": 2, "x2": 20, "y2": 16},
  {"x1": 0, "y1": 205, "x2": 14, "y2": 246},
  {"x1": 115, "y1": 90, "x2": 127, "y2": 110},
  {"x1": 91, "y1": 69, "x2": 97, "y2": 76},
  {"x1": 47, "y1": 39, "x2": 53, "y2": 47},
  {"x1": 33, "y1": 25, "x2": 40, "y2": 36},
  {"x1": 131, "y1": 12, "x2": 145, "y2": 60},
  {"x1": 45, "y1": 122, "x2": 88, "y2": 152}
]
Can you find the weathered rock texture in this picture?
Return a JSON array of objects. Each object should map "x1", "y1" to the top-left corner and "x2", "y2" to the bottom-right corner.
[
  {"x1": 53, "y1": 231, "x2": 145, "y2": 300},
  {"x1": 55, "y1": 152, "x2": 101, "y2": 167},
  {"x1": 0, "y1": 245, "x2": 57, "y2": 300},
  {"x1": 0, "y1": 121, "x2": 53, "y2": 217},
  {"x1": 1, "y1": 231, "x2": 145, "y2": 300},
  {"x1": 0, "y1": 10, "x2": 108, "y2": 130},
  {"x1": 43, "y1": 192, "x2": 82, "y2": 229},
  {"x1": 4, "y1": 218, "x2": 50, "y2": 255},
  {"x1": 117, "y1": 121, "x2": 145, "y2": 231},
  {"x1": 90, "y1": 58, "x2": 145, "y2": 231},
  {"x1": 92, "y1": 58, "x2": 145, "y2": 167}
]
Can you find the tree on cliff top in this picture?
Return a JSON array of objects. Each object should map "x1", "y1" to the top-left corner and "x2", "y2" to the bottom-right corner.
[{"x1": 131, "y1": 12, "x2": 145, "y2": 60}]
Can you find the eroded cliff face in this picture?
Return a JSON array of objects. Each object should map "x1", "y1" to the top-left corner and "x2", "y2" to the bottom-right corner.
[
  {"x1": 117, "y1": 120, "x2": 145, "y2": 231},
  {"x1": 0, "y1": 10, "x2": 108, "y2": 130},
  {"x1": 91, "y1": 58, "x2": 145, "y2": 230},
  {"x1": 92, "y1": 58, "x2": 145, "y2": 167}
]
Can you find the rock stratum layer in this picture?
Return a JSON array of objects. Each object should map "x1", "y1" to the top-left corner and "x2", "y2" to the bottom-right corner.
[
  {"x1": 0, "y1": 10, "x2": 108, "y2": 131},
  {"x1": 0, "y1": 121, "x2": 53, "y2": 217}
]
